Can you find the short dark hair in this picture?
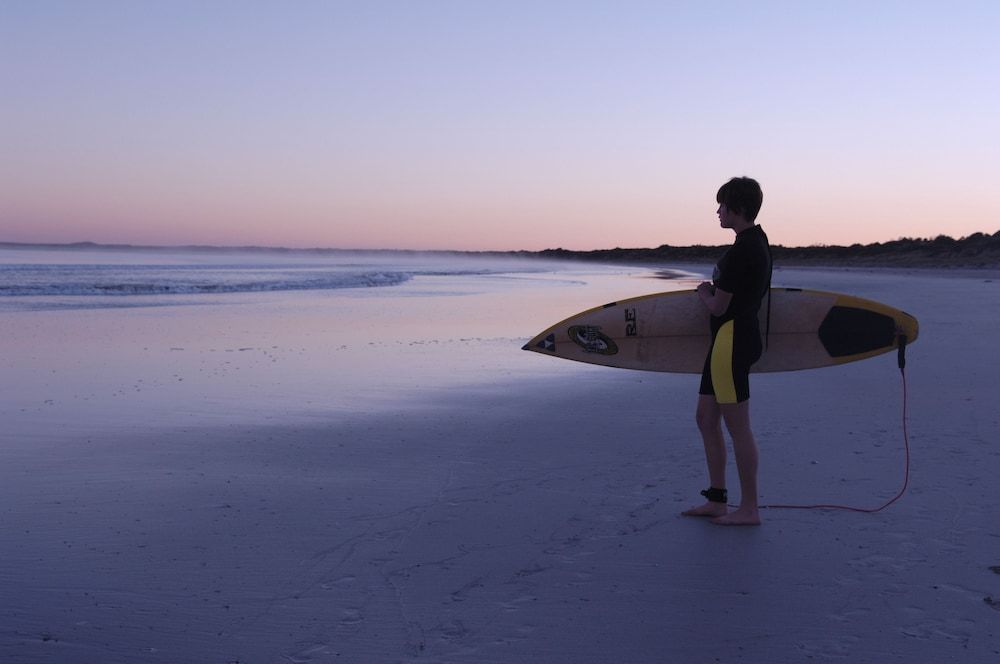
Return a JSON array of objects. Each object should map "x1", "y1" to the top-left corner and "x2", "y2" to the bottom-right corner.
[{"x1": 716, "y1": 177, "x2": 763, "y2": 223}]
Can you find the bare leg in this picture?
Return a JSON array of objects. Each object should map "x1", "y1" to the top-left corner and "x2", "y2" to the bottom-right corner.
[
  {"x1": 682, "y1": 395, "x2": 728, "y2": 517},
  {"x1": 712, "y1": 400, "x2": 761, "y2": 526}
]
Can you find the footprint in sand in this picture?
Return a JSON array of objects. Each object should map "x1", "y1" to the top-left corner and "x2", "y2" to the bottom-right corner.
[
  {"x1": 435, "y1": 620, "x2": 469, "y2": 642},
  {"x1": 340, "y1": 608, "x2": 364, "y2": 626},
  {"x1": 450, "y1": 577, "x2": 485, "y2": 602},
  {"x1": 796, "y1": 634, "x2": 861, "y2": 658},
  {"x1": 285, "y1": 644, "x2": 336, "y2": 663},
  {"x1": 319, "y1": 575, "x2": 356, "y2": 590},
  {"x1": 500, "y1": 594, "x2": 538, "y2": 612}
]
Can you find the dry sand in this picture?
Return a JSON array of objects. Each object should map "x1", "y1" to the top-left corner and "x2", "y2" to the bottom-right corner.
[{"x1": 1, "y1": 267, "x2": 999, "y2": 662}]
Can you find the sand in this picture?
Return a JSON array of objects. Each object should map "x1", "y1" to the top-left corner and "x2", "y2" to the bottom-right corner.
[{"x1": 1, "y1": 266, "x2": 999, "y2": 663}]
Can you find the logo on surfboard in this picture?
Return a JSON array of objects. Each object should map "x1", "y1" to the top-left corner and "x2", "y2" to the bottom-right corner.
[
  {"x1": 535, "y1": 333, "x2": 556, "y2": 352},
  {"x1": 568, "y1": 325, "x2": 618, "y2": 355}
]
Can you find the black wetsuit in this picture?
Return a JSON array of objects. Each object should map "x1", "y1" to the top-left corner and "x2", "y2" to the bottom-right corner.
[{"x1": 698, "y1": 225, "x2": 771, "y2": 404}]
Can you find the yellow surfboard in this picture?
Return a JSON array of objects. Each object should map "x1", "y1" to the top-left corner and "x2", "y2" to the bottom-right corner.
[{"x1": 522, "y1": 288, "x2": 919, "y2": 373}]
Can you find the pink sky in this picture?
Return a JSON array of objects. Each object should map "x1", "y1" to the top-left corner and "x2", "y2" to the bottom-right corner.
[{"x1": 3, "y1": 3, "x2": 998, "y2": 251}]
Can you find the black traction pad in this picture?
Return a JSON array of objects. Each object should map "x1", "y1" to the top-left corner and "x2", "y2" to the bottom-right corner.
[{"x1": 818, "y1": 306, "x2": 896, "y2": 358}]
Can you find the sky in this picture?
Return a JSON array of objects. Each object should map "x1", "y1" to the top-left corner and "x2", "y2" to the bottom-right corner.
[{"x1": 2, "y1": 1, "x2": 999, "y2": 251}]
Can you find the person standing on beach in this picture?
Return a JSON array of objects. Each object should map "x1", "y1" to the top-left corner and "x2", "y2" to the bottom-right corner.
[{"x1": 683, "y1": 176, "x2": 771, "y2": 526}]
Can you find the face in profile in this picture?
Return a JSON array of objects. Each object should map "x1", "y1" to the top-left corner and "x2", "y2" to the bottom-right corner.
[{"x1": 717, "y1": 204, "x2": 739, "y2": 229}]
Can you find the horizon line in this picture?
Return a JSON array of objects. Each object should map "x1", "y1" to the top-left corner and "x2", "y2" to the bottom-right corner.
[{"x1": 2, "y1": 231, "x2": 997, "y2": 255}]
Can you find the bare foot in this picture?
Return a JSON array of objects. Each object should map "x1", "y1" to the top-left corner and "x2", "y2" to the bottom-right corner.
[
  {"x1": 711, "y1": 506, "x2": 761, "y2": 526},
  {"x1": 681, "y1": 501, "x2": 728, "y2": 518}
]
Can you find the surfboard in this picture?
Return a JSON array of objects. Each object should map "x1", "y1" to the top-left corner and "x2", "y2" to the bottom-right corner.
[{"x1": 522, "y1": 288, "x2": 918, "y2": 373}]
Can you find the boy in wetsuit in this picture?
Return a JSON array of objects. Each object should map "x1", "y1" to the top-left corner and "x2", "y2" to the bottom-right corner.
[{"x1": 683, "y1": 177, "x2": 771, "y2": 526}]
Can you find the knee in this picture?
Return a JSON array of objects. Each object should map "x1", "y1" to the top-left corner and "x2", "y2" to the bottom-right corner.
[
  {"x1": 695, "y1": 405, "x2": 720, "y2": 433},
  {"x1": 721, "y1": 403, "x2": 753, "y2": 438}
]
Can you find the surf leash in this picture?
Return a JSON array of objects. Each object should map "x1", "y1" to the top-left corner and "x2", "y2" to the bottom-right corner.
[{"x1": 760, "y1": 333, "x2": 910, "y2": 513}]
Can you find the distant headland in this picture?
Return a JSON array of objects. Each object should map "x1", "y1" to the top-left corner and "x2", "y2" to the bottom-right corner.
[
  {"x1": 535, "y1": 231, "x2": 1000, "y2": 269},
  {"x1": 3, "y1": 232, "x2": 999, "y2": 268}
]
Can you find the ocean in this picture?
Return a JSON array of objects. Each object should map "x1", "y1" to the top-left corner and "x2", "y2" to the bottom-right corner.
[
  {"x1": 0, "y1": 247, "x2": 592, "y2": 310},
  {"x1": 0, "y1": 246, "x2": 700, "y2": 438}
]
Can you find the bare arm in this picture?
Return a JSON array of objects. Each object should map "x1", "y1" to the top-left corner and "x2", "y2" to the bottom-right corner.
[{"x1": 696, "y1": 282, "x2": 733, "y2": 317}]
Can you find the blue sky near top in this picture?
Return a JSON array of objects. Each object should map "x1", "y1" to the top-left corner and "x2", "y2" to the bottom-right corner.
[{"x1": 2, "y1": 1, "x2": 997, "y2": 250}]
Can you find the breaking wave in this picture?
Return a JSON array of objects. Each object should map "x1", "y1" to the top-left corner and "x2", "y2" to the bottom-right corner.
[{"x1": 0, "y1": 264, "x2": 414, "y2": 297}]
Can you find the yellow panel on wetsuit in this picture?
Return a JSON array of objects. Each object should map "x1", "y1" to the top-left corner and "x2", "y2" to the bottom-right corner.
[{"x1": 710, "y1": 320, "x2": 738, "y2": 404}]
